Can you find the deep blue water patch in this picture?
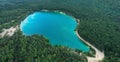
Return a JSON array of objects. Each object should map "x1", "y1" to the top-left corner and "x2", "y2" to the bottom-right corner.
[{"x1": 20, "y1": 11, "x2": 90, "y2": 52}]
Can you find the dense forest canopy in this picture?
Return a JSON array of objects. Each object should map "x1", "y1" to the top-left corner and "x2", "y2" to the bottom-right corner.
[
  {"x1": 0, "y1": 30, "x2": 87, "y2": 62},
  {"x1": 0, "y1": 0, "x2": 120, "y2": 62}
]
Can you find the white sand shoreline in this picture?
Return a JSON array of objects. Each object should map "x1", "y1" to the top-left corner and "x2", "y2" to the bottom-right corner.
[
  {"x1": 76, "y1": 19, "x2": 104, "y2": 62},
  {"x1": 0, "y1": 26, "x2": 18, "y2": 38}
]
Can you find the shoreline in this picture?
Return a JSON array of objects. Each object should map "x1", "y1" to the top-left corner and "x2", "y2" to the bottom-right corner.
[
  {"x1": 76, "y1": 19, "x2": 105, "y2": 62},
  {"x1": 0, "y1": 26, "x2": 18, "y2": 38},
  {"x1": 41, "y1": 9, "x2": 76, "y2": 20}
]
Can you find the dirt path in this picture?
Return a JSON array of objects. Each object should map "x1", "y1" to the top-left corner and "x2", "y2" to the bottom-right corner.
[
  {"x1": 76, "y1": 19, "x2": 104, "y2": 62},
  {"x1": 0, "y1": 26, "x2": 18, "y2": 38}
]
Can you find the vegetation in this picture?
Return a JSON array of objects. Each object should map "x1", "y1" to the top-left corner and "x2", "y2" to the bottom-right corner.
[
  {"x1": 0, "y1": 30, "x2": 87, "y2": 62},
  {"x1": 0, "y1": 0, "x2": 120, "y2": 62}
]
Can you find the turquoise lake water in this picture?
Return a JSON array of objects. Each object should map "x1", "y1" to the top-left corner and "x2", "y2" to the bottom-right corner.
[{"x1": 20, "y1": 11, "x2": 90, "y2": 52}]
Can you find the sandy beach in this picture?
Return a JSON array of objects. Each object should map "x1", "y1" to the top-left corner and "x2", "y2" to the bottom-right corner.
[{"x1": 0, "y1": 26, "x2": 18, "y2": 38}]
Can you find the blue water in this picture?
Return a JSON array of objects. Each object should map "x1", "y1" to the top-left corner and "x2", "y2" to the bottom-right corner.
[{"x1": 20, "y1": 12, "x2": 90, "y2": 52}]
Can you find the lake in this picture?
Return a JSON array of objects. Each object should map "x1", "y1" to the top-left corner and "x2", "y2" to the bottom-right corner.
[{"x1": 20, "y1": 11, "x2": 90, "y2": 52}]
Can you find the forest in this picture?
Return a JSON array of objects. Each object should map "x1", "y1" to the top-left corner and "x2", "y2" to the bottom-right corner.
[
  {"x1": 0, "y1": 30, "x2": 86, "y2": 62},
  {"x1": 0, "y1": 0, "x2": 120, "y2": 62}
]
